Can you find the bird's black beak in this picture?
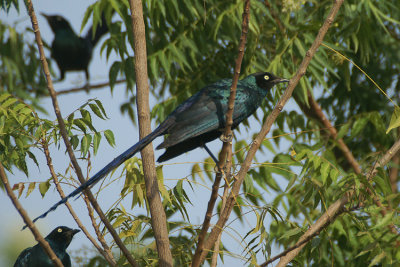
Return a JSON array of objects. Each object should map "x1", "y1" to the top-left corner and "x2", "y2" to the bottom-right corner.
[
  {"x1": 274, "y1": 78, "x2": 290, "y2": 84},
  {"x1": 41, "y1": 12, "x2": 49, "y2": 20},
  {"x1": 70, "y1": 229, "x2": 80, "y2": 236}
]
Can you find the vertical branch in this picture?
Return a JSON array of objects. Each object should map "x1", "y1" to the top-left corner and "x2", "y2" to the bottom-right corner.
[
  {"x1": 128, "y1": 0, "x2": 173, "y2": 266},
  {"x1": 24, "y1": 1, "x2": 138, "y2": 265},
  {"x1": 191, "y1": 1, "x2": 251, "y2": 266},
  {"x1": 210, "y1": 185, "x2": 230, "y2": 267},
  {"x1": 0, "y1": 163, "x2": 63, "y2": 267},
  {"x1": 42, "y1": 141, "x2": 117, "y2": 266},
  {"x1": 196, "y1": 0, "x2": 345, "y2": 264}
]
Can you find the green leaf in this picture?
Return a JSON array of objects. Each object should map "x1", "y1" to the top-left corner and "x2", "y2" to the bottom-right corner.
[
  {"x1": 80, "y1": 109, "x2": 92, "y2": 124},
  {"x1": 371, "y1": 212, "x2": 393, "y2": 230},
  {"x1": 351, "y1": 117, "x2": 368, "y2": 137},
  {"x1": 70, "y1": 135, "x2": 79, "y2": 150},
  {"x1": 39, "y1": 181, "x2": 50, "y2": 197},
  {"x1": 279, "y1": 227, "x2": 302, "y2": 240},
  {"x1": 0, "y1": 93, "x2": 11, "y2": 103},
  {"x1": 93, "y1": 132, "x2": 101, "y2": 155},
  {"x1": 89, "y1": 103, "x2": 105, "y2": 120},
  {"x1": 2, "y1": 97, "x2": 17, "y2": 108},
  {"x1": 112, "y1": 215, "x2": 127, "y2": 228},
  {"x1": 81, "y1": 134, "x2": 92, "y2": 156},
  {"x1": 73, "y1": 119, "x2": 87, "y2": 133},
  {"x1": 330, "y1": 168, "x2": 339, "y2": 182},
  {"x1": 109, "y1": 61, "x2": 121, "y2": 89},
  {"x1": 26, "y1": 182, "x2": 35, "y2": 198},
  {"x1": 94, "y1": 100, "x2": 108, "y2": 119},
  {"x1": 386, "y1": 106, "x2": 400, "y2": 134},
  {"x1": 104, "y1": 130, "x2": 115, "y2": 147},
  {"x1": 320, "y1": 162, "x2": 330, "y2": 184},
  {"x1": 368, "y1": 251, "x2": 386, "y2": 267}
]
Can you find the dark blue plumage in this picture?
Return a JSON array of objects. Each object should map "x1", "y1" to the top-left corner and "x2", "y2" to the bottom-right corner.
[
  {"x1": 42, "y1": 13, "x2": 109, "y2": 81},
  {"x1": 14, "y1": 226, "x2": 80, "y2": 267},
  {"x1": 28, "y1": 72, "x2": 288, "y2": 226}
]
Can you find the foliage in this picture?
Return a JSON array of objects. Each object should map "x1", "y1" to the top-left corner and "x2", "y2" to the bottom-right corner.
[{"x1": 1, "y1": 0, "x2": 400, "y2": 266}]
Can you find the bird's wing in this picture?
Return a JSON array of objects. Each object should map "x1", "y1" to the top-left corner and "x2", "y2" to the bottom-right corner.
[
  {"x1": 14, "y1": 247, "x2": 32, "y2": 267},
  {"x1": 159, "y1": 80, "x2": 253, "y2": 148},
  {"x1": 157, "y1": 84, "x2": 227, "y2": 148},
  {"x1": 62, "y1": 253, "x2": 72, "y2": 267}
]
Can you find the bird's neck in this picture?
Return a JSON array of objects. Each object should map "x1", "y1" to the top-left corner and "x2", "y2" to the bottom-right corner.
[{"x1": 47, "y1": 239, "x2": 68, "y2": 252}]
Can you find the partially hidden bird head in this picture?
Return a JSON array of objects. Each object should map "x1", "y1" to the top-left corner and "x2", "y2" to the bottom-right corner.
[
  {"x1": 46, "y1": 226, "x2": 80, "y2": 249},
  {"x1": 253, "y1": 72, "x2": 289, "y2": 90},
  {"x1": 41, "y1": 13, "x2": 73, "y2": 33}
]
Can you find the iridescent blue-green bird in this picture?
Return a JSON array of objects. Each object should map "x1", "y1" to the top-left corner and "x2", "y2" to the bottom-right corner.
[
  {"x1": 29, "y1": 72, "x2": 288, "y2": 225},
  {"x1": 42, "y1": 13, "x2": 109, "y2": 82},
  {"x1": 14, "y1": 226, "x2": 80, "y2": 267}
]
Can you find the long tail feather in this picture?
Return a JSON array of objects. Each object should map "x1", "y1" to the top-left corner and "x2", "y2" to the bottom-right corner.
[{"x1": 24, "y1": 124, "x2": 168, "y2": 229}]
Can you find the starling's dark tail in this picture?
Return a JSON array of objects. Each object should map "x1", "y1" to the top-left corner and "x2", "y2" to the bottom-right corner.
[
  {"x1": 85, "y1": 14, "x2": 109, "y2": 47},
  {"x1": 23, "y1": 124, "x2": 169, "y2": 230}
]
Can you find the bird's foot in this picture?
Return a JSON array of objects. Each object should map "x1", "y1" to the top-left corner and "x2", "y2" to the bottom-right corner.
[
  {"x1": 220, "y1": 133, "x2": 233, "y2": 143},
  {"x1": 213, "y1": 165, "x2": 229, "y2": 178},
  {"x1": 84, "y1": 82, "x2": 90, "y2": 93},
  {"x1": 214, "y1": 165, "x2": 222, "y2": 174}
]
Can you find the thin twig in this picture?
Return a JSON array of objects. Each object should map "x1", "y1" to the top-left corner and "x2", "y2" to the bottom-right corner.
[
  {"x1": 41, "y1": 141, "x2": 117, "y2": 266},
  {"x1": 0, "y1": 163, "x2": 63, "y2": 267},
  {"x1": 191, "y1": 1, "x2": 251, "y2": 266},
  {"x1": 197, "y1": 0, "x2": 345, "y2": 264},
  {"x1": 24, "y1": 1, "x2": 138, "y2": 265},
  {"x1": 128, "y1": 0, "x2": 173, "y2": 266},
  {"x1": 56, "y1": 80, "x2": 126, "y2": 96},
  {"x1": 29, "y1": 80, "x2": 126, "y2": 96}
]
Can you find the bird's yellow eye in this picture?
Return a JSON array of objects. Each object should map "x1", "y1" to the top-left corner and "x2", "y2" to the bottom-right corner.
[
  {"x1": 58, "y1": 228, "x2": 62, "y2": 233},
  {"x1": 264, "y1": 75, "x2": 269, "y2": 80}
]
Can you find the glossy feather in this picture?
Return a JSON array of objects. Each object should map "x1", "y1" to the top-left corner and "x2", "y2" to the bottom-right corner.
[{"x1": 28, "y1": 72, "x2": 288, "y2": 226}]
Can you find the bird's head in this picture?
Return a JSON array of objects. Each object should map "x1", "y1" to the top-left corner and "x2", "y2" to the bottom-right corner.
[
  {"x1": 41, "y1": 13, "x2": 73, "y2": 33},
  {"x1": 46, "y1": 226, "x2": 80, "y2": 249},
  {"x1": 253, "y1": 72, "x2": 289, "y2": 90}
]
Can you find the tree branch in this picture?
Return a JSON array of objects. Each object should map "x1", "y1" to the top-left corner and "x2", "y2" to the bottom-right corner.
[
  {"x1": 307, "y1": 91, "x2": 399, "y2": 237},
  {"x1": 0, "y1": 163, "x2": 64, "y2": 267},
  {"x1": 128, "y1": 0, "x2": 173, "y2": 266},
  {"x1": 24, "y1": 1, "x2": 138, "y2": 265},
  {"x1": 196, "y1": 0, "x2": 345, "y2": 264},
  {"x1": 276, "y1": 136, "x2": 400, "y2": 266},
  {"x1": 56, "y1": 80, "x2": 126, "y2": 96},
  {"x1": 258, "y1": 87, "x2": 400, "y2": 263},
  {"x1": 261, "y1": 206, "x2": 345, "y2": 266},
  {"x1": 192, "y1": 1, "x2": 251, "y2": 266}
]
